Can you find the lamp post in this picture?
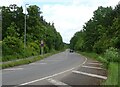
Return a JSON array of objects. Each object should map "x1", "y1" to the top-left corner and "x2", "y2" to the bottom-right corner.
[
  {"x1": 9, "y1": 4, "x2": 17, "y2": 11},
  {"x1": 24, "y1": 4, "x2": 29, "y2": 48},
  {"x1": 9, "y1": 4, "x2": 17, "y2": 18}
]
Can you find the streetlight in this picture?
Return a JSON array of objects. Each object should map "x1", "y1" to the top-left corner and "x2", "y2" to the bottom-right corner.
[
  {"x1": 9, "y1": 4, "x2": 17, "y2": 18},
  {"x1": 24, "y1": 4, "x2": 29, "y2": 48},
  {"x1": 9, "y1": 4, "x2": 17, "y2": 11}
]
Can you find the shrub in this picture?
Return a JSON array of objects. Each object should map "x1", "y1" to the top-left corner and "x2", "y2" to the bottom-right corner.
[
  {"x1": 2, "y1": 36, "x2": 24, "y2": 61},
  {"x1": 98, "y1": 56, "x2": 109, "y2": 68},
  {"x1": 2, "y1": 36, "x2": 23, "y2": 56},
  {"x1": 104, "y1": 47, "x2": 119, "y2": 62}
]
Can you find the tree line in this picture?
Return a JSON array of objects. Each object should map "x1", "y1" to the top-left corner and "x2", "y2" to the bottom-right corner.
[
  {"x1": 70, "y1": 4, "x2": 120, "y2": 55},
  {"x1": 2, "y1": 5, "x2": 64, "y2": 61}
]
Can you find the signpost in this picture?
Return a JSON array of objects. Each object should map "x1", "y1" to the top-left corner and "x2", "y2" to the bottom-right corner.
[{"x1": 40, "y1": 40, "x2": 44, "y2": 55}]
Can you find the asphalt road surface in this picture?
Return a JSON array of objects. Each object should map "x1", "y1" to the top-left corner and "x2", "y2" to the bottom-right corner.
[{"x1": 2, "y1": 49, "x2": 107, "y2": 87}]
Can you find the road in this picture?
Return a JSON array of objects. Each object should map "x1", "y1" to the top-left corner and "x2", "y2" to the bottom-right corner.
[{"x1": 2, "y1": 50, "x2": 107, "y2": 87}]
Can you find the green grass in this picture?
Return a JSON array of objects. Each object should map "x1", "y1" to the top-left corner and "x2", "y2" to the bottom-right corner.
[
  {"x1": 78, "y1": 51, "x2": 99, "y2": 60},
  {"x1": 104, "y1": 63, "x2": 118, "y2": 85},
  {"x1": 0, "y1": 41, "x2": 1, "y2": 62}
]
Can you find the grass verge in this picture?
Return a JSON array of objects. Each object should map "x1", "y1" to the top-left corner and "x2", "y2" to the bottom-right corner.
[
  {"x1": 78, "y1": 51, "x2": 118, "y2": 86},
  {"x1": 78, "y1": 51, "x2": 108, "y2": 68},
  {"x1": 104, "y1": 62, "x2": 118, "y2": 85},
  {"x1": 1, "y1": 50, "x2": 62, "y2": 69}
]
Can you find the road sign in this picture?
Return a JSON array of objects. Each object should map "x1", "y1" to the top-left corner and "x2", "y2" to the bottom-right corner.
[{"x1": 41, "y1": 40, "x2": 44, "y2": 47}]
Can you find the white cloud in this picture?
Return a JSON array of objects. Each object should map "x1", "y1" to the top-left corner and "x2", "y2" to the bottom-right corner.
[
  {"x1": 0, "y1": 0, "x2": 23, "y2": 6},
  {"x1": 42, "y1": 4, "x2": 95, "y2": 43},
  {"x1": 41, "y1": 0, "x2": 120, "y2": 43}
]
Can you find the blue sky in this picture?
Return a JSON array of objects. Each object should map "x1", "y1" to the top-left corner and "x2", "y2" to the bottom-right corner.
[{"x1": 0, "y1": 0, "x2": 120, "y2": 43}]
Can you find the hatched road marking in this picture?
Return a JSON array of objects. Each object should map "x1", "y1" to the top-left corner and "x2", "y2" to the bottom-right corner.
[
  {"x1": 82, "y1": 66, "x2": 104, "y2": 70},
  {"x1": 72, "y1": 71, "x2": 107, "y2": 80},
  {"x1": 88, "y1": 63, "x2": 102, "y2": 65},
  {"x1": 47, "y1": 78, "x2": 72, "y2": 87}
]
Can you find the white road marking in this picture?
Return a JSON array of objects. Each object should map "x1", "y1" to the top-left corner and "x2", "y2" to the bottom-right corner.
[
  {"x1": 16, "y1": 57, "x2": 87, "y2": 86},
  {"x1": 31, "y1": 63, "x2": 47, "y2": 65},
  {"x1": 82, "y1": 66, "x2": 104, "y2": 70},
  {"x1": 88, "y1": 63, "x2": 102, "y2": 65},
  {"x1": 45, "y1": 60, "x2": 62, "y2": 61},
  {"x1": 72, "y1": 71, "x2": 107, "y2": 80},
  {"x1": 47, "y1": 78, "x2": 71, "y2": 87},
  {"x1": 39, "y1": 63, "x2": 47, "y2": 64},
  {"x1": 4, "y1": 68, "x2": 23, "y2": 71}
]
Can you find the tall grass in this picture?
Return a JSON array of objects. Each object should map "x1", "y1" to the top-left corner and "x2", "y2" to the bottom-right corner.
[{"x1": 104, "y1": 63, "x2": 118, "y2": 85}]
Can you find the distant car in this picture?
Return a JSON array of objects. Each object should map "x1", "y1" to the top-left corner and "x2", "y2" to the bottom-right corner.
[{"x1": 70, "y1": 49, "x2": 74, "y2": 53}]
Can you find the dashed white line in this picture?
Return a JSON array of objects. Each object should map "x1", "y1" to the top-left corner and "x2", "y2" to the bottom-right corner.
[
  {"x1": 47, "y1": 78, "x2": 72, "y2": 87},
  {"x1": 82, "y1": 66, "x2": 104, "y2": 70},
  {"x1": 72, "y1": 71, "x2": 107, "y2": 80}
]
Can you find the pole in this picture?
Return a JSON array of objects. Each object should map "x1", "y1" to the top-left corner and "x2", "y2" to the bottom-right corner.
[
  {"x1": 41, "y1": 46, "x2": 44, "y2": 56},
  {"x1": 24, "y1": 4, "x2": 29, "y2": 48},
  {"x1": 24, "y1": 4, "x2": 26, "y2": 48},
  {"x1": 41, "y1": 40, "x2": 44, "y2": 55}
]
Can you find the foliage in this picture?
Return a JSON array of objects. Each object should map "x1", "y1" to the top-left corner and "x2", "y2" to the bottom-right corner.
[
  {"x1": 70, "y1": 4, "x2": 120, "y2": 55},
  {"x1": 104, "y1": 63, "x2": 118, "y2": 85},
  {"x1": 2, "y1": 50, "x2": 61, "y2": 69},
  {"x1": 2, "y1": 5, "x2": 64, "y2": 61},
  {"x1": 2, "y1": 36, "x2": 23, "y2": 56},
  {"x1": 104, "y1": 47, "x2": 119, "y2": 62}
]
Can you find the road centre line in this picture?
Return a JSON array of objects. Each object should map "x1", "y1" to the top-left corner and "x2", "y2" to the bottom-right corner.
[
  {"x1": 47, "y1": 78, "x2": 72, "y2": 87},
  {"x1": 82, "y1": 66, "x2": 104, "y2": 70},
  {"x1": 72, "y1": 71, "x2": 107, "y2": 80},
  {"x1": 16, "y1": 56, "x2": 87, "y2": 86}
]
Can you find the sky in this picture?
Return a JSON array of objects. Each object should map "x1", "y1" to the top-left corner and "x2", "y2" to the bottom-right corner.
[{"x1": 0, "y1": 0, "x2": 120, "y2": 43}]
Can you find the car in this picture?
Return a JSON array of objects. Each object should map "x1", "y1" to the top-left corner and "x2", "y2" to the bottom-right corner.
[{"x1": 70, "y1": 49, "x2": 74, "y2": 53}]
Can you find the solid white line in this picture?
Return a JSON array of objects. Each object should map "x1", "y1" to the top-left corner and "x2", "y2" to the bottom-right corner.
[
  {"x1": 72, "y1": 71, "x2": 107, "y2": 80},
  {"x1": 31, "y1": 63, "x2": 47, "y2": 65},
  {"x1": 18, "y1": 57, "x2": 87, "y2": 86},
  {"x1": 88, "y1": 63, "x2": 102, "y2": 65},
  {"x1": 82, "y1": 66, "x2": 104, "y2": 70},
  {"x1": 4, "y1": 68, "x2": 23, "y2": 71},
  {"x1": 47, "y1": 78, "x2": 72, "y2": 87},
  {"x1": 39, "y1": 63, "x2": 47, "y2": 64}
]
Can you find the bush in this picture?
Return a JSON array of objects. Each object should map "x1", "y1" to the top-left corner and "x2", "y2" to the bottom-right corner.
[
  {"x1": 28, "y1": 42, "x2": 40, "y2": 54},
  {"x1": 2, "y1": 36, "x2": 24, "y2": 61},
  {"x1": 2, "y1": 36, "x2": 23, "y2": 56},
  {"x1": 98, "y1": 56, "x2": 109, "y2": 68},
  {"x1": 104, "y1": 47, "x2": 119, "y2": 62}
]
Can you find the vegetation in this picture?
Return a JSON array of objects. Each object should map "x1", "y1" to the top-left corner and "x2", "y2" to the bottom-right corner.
[
  {"x1": 70, "y1": 3, "x2": 120, "y2": 86},
  {"x1": 70, "y1": 5, "x2": 120, "y2": 54},
  {"x1": 2, "y1": 50, "x2": 62, "y2": 69},
  {"x1": 2, "y1": 5, "x2": 64, "y2": 62},
  {"x1": 104, "y1": 63, "x2": 118, "y2": 85}
]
